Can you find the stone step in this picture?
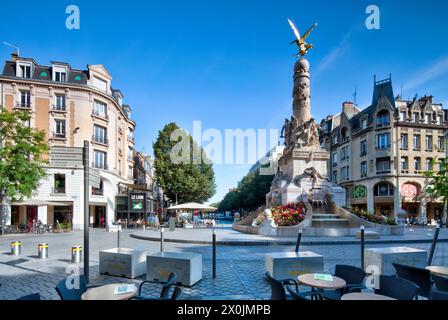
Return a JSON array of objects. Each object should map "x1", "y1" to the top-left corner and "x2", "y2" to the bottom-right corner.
[
  {"x1": 311, "y1": 219, "x2": 349, "y2": 228},
  {"x1": 312, "y1": 214, "x2": 342, "y2": 220}
]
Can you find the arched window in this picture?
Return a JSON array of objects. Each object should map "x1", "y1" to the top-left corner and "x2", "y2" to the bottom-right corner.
[
  {"x1": 341, "y1": 127, "x2": 349, "y2": 142},
  {"x1": 374, "y1": 182, "x2": 394, "y2": 196},
  {"x1": 376, "y1": 110, "x2": 390, "y2": 126}
]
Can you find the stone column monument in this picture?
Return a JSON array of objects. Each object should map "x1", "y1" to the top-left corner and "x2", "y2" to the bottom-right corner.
[{"x1": 266, "y1": 20, "x2": 346, "y2": 207}]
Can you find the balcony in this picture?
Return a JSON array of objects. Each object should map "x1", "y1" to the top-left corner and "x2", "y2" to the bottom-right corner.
[
  {"x1": 51, "y1": 132, "x2": 66, "y2": 140},
  {"x1": 15, "y1": 102, "x2": 31, "y2": 109},
  {"x1": 127, "y1": 135, "x2": 135, "y2": 143},
  {"x1": 360, "y1": 152, "x2": 367, "y2": 157},
  {"x1": 376, "y1": 170, "x2": 391, "y2": 175},
  {"x1": 91, "y1": 111, "x2": 109, "y2": 121},
  {"x1": 52, "y1": 187, "x2": 66, "y2": 194},
  {"x1": 92, "y1": 188, "x2": 104, "y2": 196},
  {"x1": 92, "y1": 135, "x2": 109, "y2": 146},
  {"x1": 91, "y1": 162, "x2": 108, "y2": 170},
  {"x1": 51, "y1": 105, "x2": 67, "y2": 112}
]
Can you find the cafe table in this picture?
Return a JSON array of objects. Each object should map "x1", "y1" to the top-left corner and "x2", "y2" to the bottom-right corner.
[
  {"x1": 297, "y1": 273, "x2": 346, "y2": 300},
  {"x1": 425, "y1": 266, "x2": 448, "y2": 277},
  {"x1": 341, "y1": 293, "x2": 396, "y2": 300},
  {"x1": 81, "y1": 283, "x2": 137, "y2": 300}
]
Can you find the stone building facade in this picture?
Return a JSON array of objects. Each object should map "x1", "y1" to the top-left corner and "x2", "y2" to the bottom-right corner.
[
  {"x1": 319, "y1": 76, "x2": 448, "y2": 224},
  {"x1": 0, "y1": 53, "x2": 138, "y2": 229}
]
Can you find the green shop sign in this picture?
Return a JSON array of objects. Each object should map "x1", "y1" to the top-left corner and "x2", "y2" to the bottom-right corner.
[
  {"x1": 129, "y1": 193, "x2": 146, "y2": 212},
  {"x1": 352, "y1": 185, "x2": 367, "y2": 199}
]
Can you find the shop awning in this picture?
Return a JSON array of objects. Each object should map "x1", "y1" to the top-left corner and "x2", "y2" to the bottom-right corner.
[
  {"x1": 167, "y1": 202, "x2": 217, "y2": 212},
  {"x1": 120, "y1": 182, "x2": 151, "y2": 192}
]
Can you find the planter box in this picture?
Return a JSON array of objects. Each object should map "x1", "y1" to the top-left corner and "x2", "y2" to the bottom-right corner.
[
  {"x1": 265, "y1": 251, "x2": 324, "y2": 279},
  {"x1": 364, "y1": 246, "x2": 427, "y2": 275},
  {"x1": 99, "y1": 248, "x2": 148, "y2": 279},
  {"x1": 147, "y1": 252, "x2": 202, "y2": 287}
]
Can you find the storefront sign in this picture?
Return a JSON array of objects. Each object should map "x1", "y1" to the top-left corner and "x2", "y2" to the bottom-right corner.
[
  {"x1": 401, "y1": 183, "x2": 419, "y2": 197},
  {"x1": 129, "y1": 193, "x2": 146, "y2": 212}
]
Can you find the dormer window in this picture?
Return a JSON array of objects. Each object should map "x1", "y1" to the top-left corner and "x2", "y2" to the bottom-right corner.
[
  {"x1": 52, "y1": 65, "x2": 68, "y2": 82},
  {"x1": 17, "y1": 63, "x2": 32, "y2": 78},
  {"x1": 361, "y1": 118, "x2": 368, "y2": 130},
  {"x1": 424, "y1": 113, "x2": 432, "y2": 124},
  {"x1": 376, "y1": 110, "x2": 390, "y2": 126},
  {"x1": 399, "y1": 111, "x2": 407, "y2": 122}
]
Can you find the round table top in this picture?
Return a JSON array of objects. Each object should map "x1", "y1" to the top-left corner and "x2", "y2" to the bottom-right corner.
[
  {"x1": 297, "y1": 274, "x2": 346, "y2": 290},
  {"x1": 81, "y1": 284, "x2": 136, "y2": 301},
  {"x1": 341, "y1": 293, "x2": 396, "y2": 301},
  {"x1": 426, "y1": 266, "x2": 448, "y2": 277}
]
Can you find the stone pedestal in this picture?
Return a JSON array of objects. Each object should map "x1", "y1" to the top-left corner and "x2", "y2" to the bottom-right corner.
[
  {"x1": 147, "y1": 252, "x2": 202, "y2": 287},
  {"x1": 364, "y1": 247, "x2": 427, "y2": 275},
  {"x1": 99, "y1": 248, "x2": 148, "y2": 279},
  {"x1": 265, "y1": 251, "x2": 324, "y2": 279}
]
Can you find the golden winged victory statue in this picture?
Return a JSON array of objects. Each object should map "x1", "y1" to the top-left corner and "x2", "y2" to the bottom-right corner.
[{"x1": 287, "y1": 19, "x2": 317, "y2": 57}]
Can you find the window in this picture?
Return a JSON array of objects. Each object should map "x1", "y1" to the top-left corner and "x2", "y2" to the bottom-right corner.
[
  {"x1": 361, "y1": 161, "x2": 367, "y2": 177},
  {"x1": 414, "y1": 157, "x2": 421, "y2": 171},
  {"x1": 93, "y1": 125, "x2": 107, "y2": 144},
  {"x1": 341, "y1": 127, "x2": 349, "y2": 142},
  {"x1": 94, "y1": 150, "x2": 107, "y2": 169},
  {"x1": 376, "y1": 157, "x2": 391, "y2": 173},
  {"x1": 376, "y1": 110, "x2": 390, "y2": 126},
  {"x1": 438, "y1": 136, "x2": 445, "y2": 151},
  {"x1": 341, "y1": 166, "x2": 349, "y2": 180},
  {"x1": 55, "y1": 95, "x2": 66, "y2": 111},
  {"x1": 54, "y1": 174, "x2": 66, "y2": 194},
  {"x1": 360, "y1": 140, "x2": 367, "y2": 156},
  {"x1": 361, "y1": 118, "x2": 368, "y2": 130},
  {"x1": 332, "y1": 152, "x2": 338, "y2": 166},
  {"x1": 92, "y1": 181, "x2": 104, "y2": 196},
  {"x1": 55, "y1": 71, "x2": 66, "y2": 82},
  {"x1": 54, "y1": 119, "x2": 66, "y2": 138},
  {"x1": 118, "y1": 137, "x2": 123, "y2": 155},
  {"x1": 413, "y1": 112, "x2": 420, "y2": 123},
  {"x1": 425, "y1": 135, "x2": 433, "y2": 151},
  {"x1": 401, "y1": 157, "x2": 409, "y2": 171},
  {"x1": 128, "y1": 147, "x2": 133, "y2": 161},
  {"x1": 426, "y1": 158, "x2": 433, "y2": 171},
  {"x1": 19, "y1": 91, "x2": 31, "y2": 108},
  {"x1": 400, "y1": 134, "x2": 408, "y2": 149},
  {"x1": 127, "y1": 129, "x2": 134, "y2": 142},
  {"x1": 400, "y1": 111, "x2": 407, "y2": 122},
  {"x1": 413, "y1": 134, "x2": 421, "y2": 150},
  {"x1": 118, "y1": 159, "x2": 122, "y2": 176},
  {"x1": 93, "y1": 100, "x2": 107, "y2": 118},
  {"x1": 376, "y1": 133, "x2": 390, "y2": 149},
  {"x1": 374, "y1": 183, "x2": 394, "y2": 196},
  {"x1": 19, "y1": 64, "x2": 31, "y2": 78},
  {"x1": 332, "y1": 135, "x2": 339, "y2": 145},
  {"x1": 424, "y1": 113, "x2": 432, "y2": 124},
  {"x1": 439, "y1": 159, "x2": 445, "y2": 172},
  {"x1": 437, "y1": 115, "x2": 444, "y2": 125},
  {"x1": 340, "y1": 146, "x2": 349, "y2": 160}
]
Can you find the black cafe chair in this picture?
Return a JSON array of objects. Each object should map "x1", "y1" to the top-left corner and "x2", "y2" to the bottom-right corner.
[
  {"x1": 392, "y1": 263, "x2": 433, "y2": 299},
  {"x1": 431, "y1": 273, "x2": 448, "y2": 292},
  {"x1": 374, "y1": 275, "x2": 419, "y2": 300},
  {"x1": 323, "y1": 264, "x2": 366, "y2": 300}
]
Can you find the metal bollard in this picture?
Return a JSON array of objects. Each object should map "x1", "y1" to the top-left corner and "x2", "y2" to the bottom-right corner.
[
  {"x1": 71, "y1": 246, "x2": 82, "y2": 263},
  {"x1": 11, "y1": 242, "x2": 22, "y2": 255},
  {"x1": 38, "y1": 243, "x2": 48, "y2": 259},
  {"x1": 160, "y1": 228, "x2": 164, "y2": 253},
  {"x1": 212, "y1": 229, "x2": 216, "y2": 279},
  {"x1": 295, "y1": 229, "x2": 303, "y2": 253},
  {"x1": 360, "y1": 226, "x2": 365, "y2": 270}
]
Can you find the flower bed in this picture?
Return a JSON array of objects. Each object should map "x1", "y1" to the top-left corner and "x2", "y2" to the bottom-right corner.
[
  {"x1": 343, "y1": 206, "x2": 397, "y2": 225},
  {"x1": 271, "y1": 202, "x2": 307, "y2": 226}
]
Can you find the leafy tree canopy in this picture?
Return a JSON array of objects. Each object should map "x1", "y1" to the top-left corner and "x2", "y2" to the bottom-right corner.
[{"x1": 153, "y1": 122, "x2": 216, "y2": 204}]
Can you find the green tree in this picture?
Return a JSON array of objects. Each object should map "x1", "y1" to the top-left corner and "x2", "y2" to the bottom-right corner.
[
  {"x1": 153, "y1": 122, "x2": 216, "y2": 204},
  {"x1": 0, "y1": 108, "x2": 49, "y2": 234},
  {"x1": 218, "y1": 167, "x2": 274, "y2": 212},
  {"x1": 424, "y1": 158, "x2": 448, "y2": 224}
]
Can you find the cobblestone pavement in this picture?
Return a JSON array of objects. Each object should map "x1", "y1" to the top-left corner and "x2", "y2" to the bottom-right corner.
[{"x1": 0, "y1": 229, "x2": 447, "y2": 300}]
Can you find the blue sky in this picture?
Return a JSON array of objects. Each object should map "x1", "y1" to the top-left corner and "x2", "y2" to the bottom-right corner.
[{"x1": 1, "y1": 0, "x2": 448, "y2": 204}]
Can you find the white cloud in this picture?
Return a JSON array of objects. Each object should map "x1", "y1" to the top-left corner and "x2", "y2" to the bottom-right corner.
[
  {"x1": 315, "y1": 31, "x2": 352, "y2": 76},
  {"x1": 404, "y1": 56, "x2": 448, "y2": 91}
]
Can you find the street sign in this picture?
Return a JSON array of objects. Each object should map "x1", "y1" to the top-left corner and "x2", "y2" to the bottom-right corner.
[
  {"x1": 50, "y1": 147, "x2": 84, "y2": 167},
  {"x1": 89, "y1": 168, "x2": 101, "y2": 188}
]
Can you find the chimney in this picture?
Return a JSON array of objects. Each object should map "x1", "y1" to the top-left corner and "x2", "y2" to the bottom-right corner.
[
  {"x1": 11, "y1": 52, "x2": 19, "y2": 61},
  {"x1": 342, "y1": 101, "x2": 354, "y2": 114}
]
